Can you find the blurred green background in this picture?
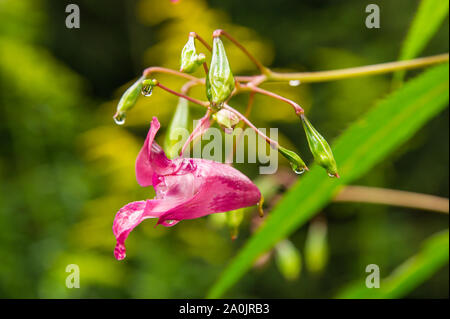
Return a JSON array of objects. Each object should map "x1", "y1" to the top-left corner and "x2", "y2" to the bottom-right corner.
[{"x1": 0, "y1": 0, "x2": 448, "y2": 298}]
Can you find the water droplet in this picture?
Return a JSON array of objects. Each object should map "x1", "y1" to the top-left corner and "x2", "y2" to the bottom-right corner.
[
  {"x1": 141, "y1": 84, "x2": 153, "y2": 96},
  {"x1": 290, "y1": 163, "x2": 305, "y2": 175},
  {"x1": 165, "y1": 220, "x2": 177, "y2": 226},
  {"x1": 113, "y1": 112, "x2": 126, "y2": 125},
  {"x1": 289, "y1": 80, "x2": 301, "y2": 87}
]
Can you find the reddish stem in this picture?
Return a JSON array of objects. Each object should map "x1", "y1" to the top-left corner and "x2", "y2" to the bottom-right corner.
[
  {"x1": 213, "y1": 29, "x2": 268, "y2": 74},
  {"x1": 155, "y1": 82, "x2": 209, "y2": 107},
  {"x1": 223, "y1": 104, "x2": 279, "y2": 149},
  {"x1": 142, "y1": 66, "x2": 201, "y2": 83},
  {"x1": 189, "y1": 32, "x2": 212, "y2": 52},
  {"x1": 244, "y1": 84, "x2": 304, "y2": 115}
]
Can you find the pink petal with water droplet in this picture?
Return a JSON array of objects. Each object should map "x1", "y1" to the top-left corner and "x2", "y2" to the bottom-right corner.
[{"x1": 114, "y1": 117, "x2": 261, "y2": 260}]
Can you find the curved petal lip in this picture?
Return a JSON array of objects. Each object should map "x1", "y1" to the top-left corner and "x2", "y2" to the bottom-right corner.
[{"x1": 113, "y1": 117, "x2": 261, "y2": 260}]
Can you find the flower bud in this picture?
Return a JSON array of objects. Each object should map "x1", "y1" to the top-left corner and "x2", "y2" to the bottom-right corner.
[
  {"x1": 114, "y1": 77, "x2": 144, "y2": 125},
  {"x1": 164, "y1": 98, "x2": 190, "y2": 159},
  {"x1": 275, "y1": 240, "x2": 302, "y2": 281},
  {"x1": 278, "y1": 146, "x2": 308, "y2": 175},
  {"x1": 212, "y1": 109, "x2": 240, "y2": 133},
  {"x1": 305, "y1": 218, "x2": 328, "y2": 273},
  {"x1": 301, "y1": 115, "x2": 339, "y2": 178},
  {"x1": 207, "y1": 37, "x2": 235, "y2": 107},
  {"x1": 226, "y1": 209, "x2": 244, "y2": 240},
  {"x1": 180, "y1": 36, "x2": 203, "y2": 73}
]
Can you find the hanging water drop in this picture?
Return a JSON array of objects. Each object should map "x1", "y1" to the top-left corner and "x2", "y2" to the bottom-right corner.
[
  {"x1": 141, "y1": 84, "x2": 153, "y2": 97},
  {"x1": 278, "y1": 146, "x2": 308, "y2": 175},
  {"x1": 113, "y1": 112, "x2": 126, "y2": 125},
  {"x1": 290, "y1": 163, "x2": 305, "y2": 175},
  {"x1": 289, "y1": 80, "x2": 301, "y2": 87}
]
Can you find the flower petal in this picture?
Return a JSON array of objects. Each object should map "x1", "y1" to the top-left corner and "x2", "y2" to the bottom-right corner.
[
  {"x1": 156, "y1": 159, "x2": 261, "y2": 225},
  {"x1": 112, "y1": 199, "x2": 184, "y2": 260},
  {"x1": 136, "y1": 117, "x2": 176, "y2": 187}
]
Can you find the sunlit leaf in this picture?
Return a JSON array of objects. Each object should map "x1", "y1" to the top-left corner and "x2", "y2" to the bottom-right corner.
[{"x1": 394, "y1": 0, "x2": 449, "y2": 82}]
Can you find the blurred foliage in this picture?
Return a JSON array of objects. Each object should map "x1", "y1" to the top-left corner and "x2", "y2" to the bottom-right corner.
[{"x1": 0, "y1": 0, "x2": 448, "y2": 298}]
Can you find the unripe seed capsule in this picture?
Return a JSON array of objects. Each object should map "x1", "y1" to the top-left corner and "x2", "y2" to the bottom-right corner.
[
  {"x1": 113, "y1": 77, "x2": 144, "y2": 125},
  {"x1": 278, "y1": 146, "x2": 308, "y2": 175},
  {"x1": 207, "y1": 37, "x2": 235, "y2": 107},
  {"x1": 301, "y1": 115, "x2": 339, "y2": 178}
]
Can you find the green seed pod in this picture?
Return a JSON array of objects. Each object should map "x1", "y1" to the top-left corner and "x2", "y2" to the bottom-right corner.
[
  {"x1": 114, "y1": 77, "x2": 144, "y2": 125},
  {"x1": 278, "y1": 146, "x2": 308, "y2": 175},
  {"x1": 301, "y1": 115, "x2": 339, "y2": 178},
  {"x1": 180, "y1": 36, "x2": 202, "y2": 73},
  {"x1": 164, "y1": 97, "x2": 190, "y2": 159},
  {"x1": 207, "y1": 37, "x2": 235, "y2": 107},
  {"x1": 212, "y1": 109, "x2": 240, "y2": 132},
  {"x1": 305, "y1": 218, "x2": 328, "y2": 273},
  {"x1": 275, "y1": 240, "x2": 302, "y2": 281},
  {"x1": 225, "y1": 209, "x2": 244, "y2": 240}
]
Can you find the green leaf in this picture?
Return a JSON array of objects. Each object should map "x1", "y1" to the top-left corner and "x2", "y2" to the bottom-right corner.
[
  {"x1": 394, "y1": 0, "x2": 449, "y2": 82},
  {"x1": 336, "y1": 229, "x2": 449, "y2": 298},
  {"x1": 207, "y1": 64, "x2": 449, "y2": 298}
]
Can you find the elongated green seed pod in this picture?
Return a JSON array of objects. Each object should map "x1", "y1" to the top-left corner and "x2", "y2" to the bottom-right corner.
[
  {"x1": 278, "y1": 146, "x2": 308, "y2": 175},
  {"x1": 114, "y1": 77, "x2": 144, "y2": 125},
  {"x1": 164, "y1": 97, "x2": 190, "y2": 159},
  {"x1": 225, "y1": 209, "x2": 244, "y2": 240},
  {"x1": 301, "y1": 115, "x2": 339, "y2": 177},
  {"x1": 207, "y1": 37, "x2": 235, "y2": 107},
  {"x1": 180, "y1": 36, "x2": 202, "y2": 73},
  {"x1": 275, "y1": 240, "x2": 302, "y2": 281}
]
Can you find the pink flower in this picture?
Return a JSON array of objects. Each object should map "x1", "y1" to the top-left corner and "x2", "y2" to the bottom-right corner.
[{"x1": 113, "y1": 117, "x2": 261, "y2": 260}]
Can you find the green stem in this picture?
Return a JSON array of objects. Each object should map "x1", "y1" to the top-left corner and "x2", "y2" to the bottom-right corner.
[{"x1": 266, "y1": 53, "x2": 449, "y2": 83}]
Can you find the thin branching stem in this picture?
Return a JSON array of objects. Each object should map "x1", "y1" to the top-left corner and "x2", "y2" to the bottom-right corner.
[
  {"x1": 142, "y1": 66, "x2": 202, "y2": 83},
  {"x1": 334, "y1": 186, "x2": 449, "y2": 214},
  {"x1": 240, "y1": 84, "x2": 304, "y2": 115},
  {"x1": 155, "y1": 81, "x2": 210, "y2": 107},
  {"x1": 213, "y1": 29, "x2": 269, "y2": 74},
  {"x1": 266, "y1": 53, "x2": 449, "y2": 83},
  {"x1": 223, "y1": 104, "x2": 279, "y2": 149},
  {"x1": 189, "y1": 32, "x2": 212, "y2": 52}
]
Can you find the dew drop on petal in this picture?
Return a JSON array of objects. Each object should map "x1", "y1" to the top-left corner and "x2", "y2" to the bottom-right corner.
[{"x1": 289, "y1": 80, "x2": 301, "y2": 87}]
